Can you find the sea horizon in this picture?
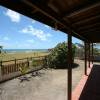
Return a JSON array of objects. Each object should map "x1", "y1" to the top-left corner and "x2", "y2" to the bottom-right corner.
[{"x1": 3, "y1": 49, "x2": 48, "y2": 53}]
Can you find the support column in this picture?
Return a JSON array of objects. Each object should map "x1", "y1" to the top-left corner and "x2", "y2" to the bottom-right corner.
[
  {"x1": 84, "y1": 42, "x2": 87, "y2": 75},
  {"x1": 88, "y1": 43, "x2": 90, "y2": 68},
  {"x1": 92, "y1": 43, "x2": 93, "y2": 64},
  {"x1": 67, "y1": 33, "x2": 72, "y2": 100}
]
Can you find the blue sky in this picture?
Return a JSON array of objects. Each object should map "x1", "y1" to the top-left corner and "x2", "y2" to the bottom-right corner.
[{"x1": 0, "y1": 6, "x2": 82, "y2": 49}]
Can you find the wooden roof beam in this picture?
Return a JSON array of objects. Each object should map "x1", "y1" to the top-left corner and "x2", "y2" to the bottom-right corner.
[
  {"x1": 81, "y1": 31, "x2": 100, "y2": 37},
  {"x1": 62, "y1": 2, "x2": 100, "y2": 18},
  {"x1": 22, "y1": 0, "x2": 87, "y2": 41},
  {"x1": 22, "y1": 0, "x2": 67, "y2": 29},
  {"x1": 80, "y1": 29, "x2": 100, "y2": 35},
  {"x1": 79, "y1": 28, "x2": 100, "y2": 34},
  {"x1": 78, "y1": 23, "x2": 100, "y2": 31},
  {"x1": 72, "y1": 15, "x2": 100, "y2": 26},
  {"x1": 31, "y1": 9, "x2": 38, "y2": 14},
  {"x1": 48, "y1": 3, "x2": 59, "y2": 13}
]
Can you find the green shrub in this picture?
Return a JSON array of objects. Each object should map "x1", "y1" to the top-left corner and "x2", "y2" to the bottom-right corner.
[{"x1": 46, "y1": 42, "x2": 76, "y2": 69}]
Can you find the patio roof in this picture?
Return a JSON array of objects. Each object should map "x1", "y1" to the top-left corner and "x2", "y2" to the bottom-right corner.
[{"x1": 0, "y1": 0, "x2": 100, "y2": 43}]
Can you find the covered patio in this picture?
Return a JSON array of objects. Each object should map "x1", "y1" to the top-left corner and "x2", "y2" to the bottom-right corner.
[{"x1": 0, "y1": 0, "x2": 100, "y2": 100}]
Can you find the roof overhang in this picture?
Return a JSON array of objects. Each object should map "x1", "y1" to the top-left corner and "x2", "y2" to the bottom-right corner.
[{"x1": 0, "y1": 0, "x2": 100, "y2": 43}]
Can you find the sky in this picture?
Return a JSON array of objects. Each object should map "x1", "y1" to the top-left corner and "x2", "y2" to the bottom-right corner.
[{"x1": 0, "y1": 5, "x2": 82, "y2": 49}]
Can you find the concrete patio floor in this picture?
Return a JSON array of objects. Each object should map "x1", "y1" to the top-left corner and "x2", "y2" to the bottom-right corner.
[{"x1": 0, "y1": 59, "x2": 84, "y2": 100}]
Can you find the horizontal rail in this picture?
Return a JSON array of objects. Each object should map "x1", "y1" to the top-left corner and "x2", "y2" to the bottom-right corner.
[
  {"x1": 0, "y1": 56, "x2": 47, "y2": 75},
  {"x1": 1, "y1": 56, "x2": 46, "y2": 63}
]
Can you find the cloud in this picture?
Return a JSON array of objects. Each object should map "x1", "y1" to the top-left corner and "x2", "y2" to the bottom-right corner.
[
  {"x1": 44, "y1": 25, "x2": 51, "y2": 29},
  {"x1": 5, "y1": 9, "x2": 21, "y2": 22},
  {"x1": 20, "y1": 25, "x2": 52, "y2": 41},
  {"x1": 3, "y1": 37, "x2": 9, "y2": 41},
  {"x1": 32, "y1": 20, "x2": 36, "y2": 23}
]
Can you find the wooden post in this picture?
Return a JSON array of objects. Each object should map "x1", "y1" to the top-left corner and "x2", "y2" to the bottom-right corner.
[
  {"x1": 0, "y1": 61, "x2": 2, "y2": 81},
  {"x1": 88, "y1": 43, "x2": 90, "y2": 68},
  {"x1": 67, "y1": 33, "x2": 72, "y2": 100},
  {"x1": 84, "y1": 42, "x2": 87, "y2": 75},
  {"x1": 27, "y1": 58, "x2": 29, "y2": 67},
  {"x1": 92, "y1": 43, "x2": 93, "y2": 64},
  {"x1": 15, "y1": 59, "x2": 17, "y2": 72}
]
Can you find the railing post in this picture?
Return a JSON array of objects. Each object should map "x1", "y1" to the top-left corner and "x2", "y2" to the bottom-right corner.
[
  {"x1": 67, "y1": 32, "x2": 72, "y2": 100},
  {"x1": 15, "y1": 59, "x2": 17, "y2": 72},
  {"x1": 0, "y1": 61, "x2": 2, "y2": 81},
  {"x1": 27, "y1": 57, "x2": 29, "y2": 67}
]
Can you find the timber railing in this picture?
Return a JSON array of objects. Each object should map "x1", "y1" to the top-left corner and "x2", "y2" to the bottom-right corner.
[{"x1": 0, "y1": 56, "x2": 47, "y2": 82}]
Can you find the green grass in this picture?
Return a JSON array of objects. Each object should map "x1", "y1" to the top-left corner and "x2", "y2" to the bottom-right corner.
[{"x1": 0, "y1": 52, "x2": 49, "y2": 61}]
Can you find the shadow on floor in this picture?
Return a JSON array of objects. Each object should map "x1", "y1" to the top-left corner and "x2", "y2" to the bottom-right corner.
[
  {"x1": 18, "y1": 71, "x2": 45, "y2": 82},
  {"x1": 79, "y1": 64, "x2": 100, "y2": 100},
  {"x1": 54, "y1": 63, "x2": 79, "y2": 69}
]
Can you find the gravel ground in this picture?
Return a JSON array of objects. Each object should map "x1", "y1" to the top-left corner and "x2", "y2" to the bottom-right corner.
[{"x1": 0, "y1": 59, "x2": 87, "y2": 100}]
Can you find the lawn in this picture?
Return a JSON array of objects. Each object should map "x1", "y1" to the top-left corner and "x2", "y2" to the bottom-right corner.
[{"x1": 0, "y1": 52, "x2": 49, "y2": 61}]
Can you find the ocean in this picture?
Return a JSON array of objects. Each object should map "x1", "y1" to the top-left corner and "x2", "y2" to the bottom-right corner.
[{"x1": 3, "y1": 49, "x2": 48, "y2": 53}]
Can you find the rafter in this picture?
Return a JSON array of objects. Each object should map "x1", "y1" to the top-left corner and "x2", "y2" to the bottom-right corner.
[
  {"x1": 31, "y1": 9, "x2": 38, "y2": 14},
  {"x1": 78, "y1": 23, "x2": 100, "y2": 31},
  {"x1": 62, "y1": 2, "x2": 100, "y2": 19},
  {"x1": 48, "y1": 3, "x2": 59, "y2": 13},
  {"x1": 79, "y1": 28, "x2": 100, "y2": 34},
  {"x1": 72, "y1": 15, "x2": 100, "y2": 27},
  {"x1": 22, "y1": 0, "x2": 87, "y2": 41}
]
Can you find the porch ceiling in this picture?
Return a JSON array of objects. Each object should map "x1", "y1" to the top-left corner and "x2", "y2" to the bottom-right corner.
[{"x1": 0, "y1": 0, "x2": 100, "y2": 43}]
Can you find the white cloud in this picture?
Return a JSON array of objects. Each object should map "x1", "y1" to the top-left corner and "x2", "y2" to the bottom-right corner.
[
  {"x1": 44, "y1": 25, "x2": 51, "y2": 29},
  {"x1": 20, "y1": 25, "x2": 52, "y2": 41},
  {"x1": 27, "y1": 39, "x2": 34, "y2": 43},
  {"x1": 32, "y1": 20, "x2": 36, "y2": 23},
  {"x1": 3, "y1": 37, "x2": 9, "y2": 41},
  {"x1": 5, "y1": 9, "x2": 21, "y2": 23}
]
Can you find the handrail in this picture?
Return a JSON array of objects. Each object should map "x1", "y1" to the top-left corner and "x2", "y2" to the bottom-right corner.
[
  {"x1": 0, "y1": 55, "x2": 47, "y2": 75},
  {"x1": 0, "y1": 56, "x2": 46, "y2": 63}
]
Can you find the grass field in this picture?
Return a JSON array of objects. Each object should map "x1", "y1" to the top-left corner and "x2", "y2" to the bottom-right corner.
[{"x1": 0, "y1": 52, "x2": 49, "y2": 61}]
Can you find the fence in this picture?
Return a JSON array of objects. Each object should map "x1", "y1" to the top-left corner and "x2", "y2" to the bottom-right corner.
[{"x1": 0, "y1": 56, "x2": 46, "y2": 82}]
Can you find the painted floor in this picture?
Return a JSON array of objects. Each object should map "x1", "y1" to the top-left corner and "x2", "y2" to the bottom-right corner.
[{"x1": 72, "y1": 63, "x2": 100, "y2": 100}]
